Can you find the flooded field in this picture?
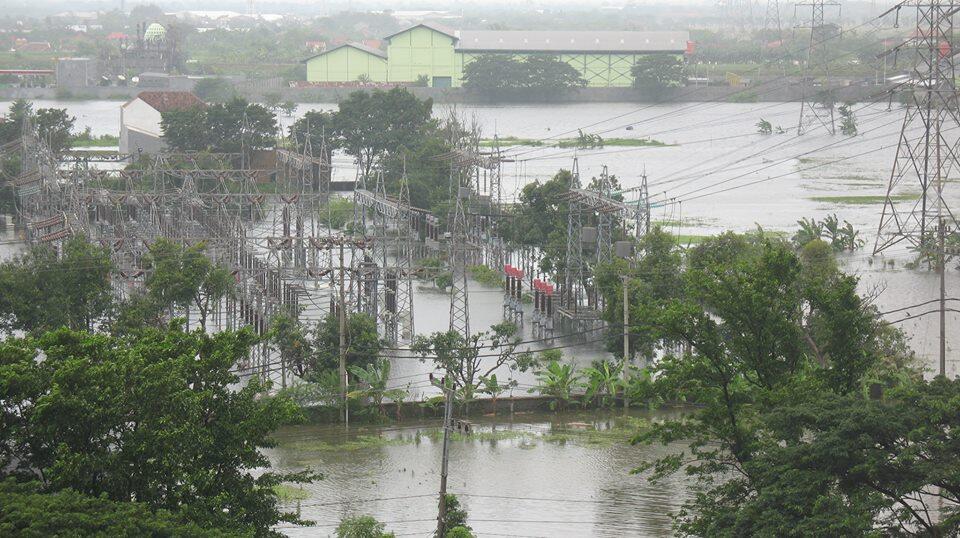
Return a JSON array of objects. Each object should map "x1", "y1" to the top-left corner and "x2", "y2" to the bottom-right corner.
[
  {"x1": 1, "y1": 99, "x2": 957, "y2": 535},
  {"x1": 265, "y1": 409, "x2": 692, "y2": 537},
  {"x1": 6, "y1": 98, "x2": 950, "y2": 372}
]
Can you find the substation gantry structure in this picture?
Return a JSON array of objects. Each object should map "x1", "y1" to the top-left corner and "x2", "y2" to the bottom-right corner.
[
  {"x1": 3, "y1": 122, "x2": 438, "y2": 387},
  {"x1": 556, "y1": 162, "x2": 651, "y2": 337}
]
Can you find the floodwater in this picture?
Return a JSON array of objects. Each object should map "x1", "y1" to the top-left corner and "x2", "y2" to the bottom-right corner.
[
  {"x1": 6, "y1": 98, "x2": 952, "y2": 374},
  {"x1": 2, "y1": 99, "x2": 958, "y2": 535},
  {"x1": 265, "y1": 408, "x2": 692, "y2": 537}
]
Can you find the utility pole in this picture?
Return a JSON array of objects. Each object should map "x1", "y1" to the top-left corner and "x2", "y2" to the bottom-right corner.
[
  {"x1": 622, "y1": 275, "x2": 630, "y2": 411},
  {"x1": 433, "y1": 376, "x2": 455, "y2": 537},
  {"x1": 940, "y1": 216, "x2": 946, "y2": 376},
  {"x1": 339, "y1": 240, "x2": 348, "y2": 425}
]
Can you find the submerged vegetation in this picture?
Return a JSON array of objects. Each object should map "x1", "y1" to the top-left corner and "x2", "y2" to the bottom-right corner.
[
  {"x1": 810, "y1": 194, "x2": 918, "y2": 204},
  {"x1": 480, "y1": 136, "x2": 669, "y2": 148}
]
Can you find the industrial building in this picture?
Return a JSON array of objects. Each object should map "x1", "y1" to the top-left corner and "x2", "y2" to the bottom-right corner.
[{"x1": 304, "y1": 23, "x2": 690, "y2": 88}]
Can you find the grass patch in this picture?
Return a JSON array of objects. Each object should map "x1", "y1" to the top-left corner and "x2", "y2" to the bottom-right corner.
[
  {"x1": 282, "y1": 434, "x2": 410, "y2": 452},
  {"x1": 468, "y1": 264, "x2": 504, "y2": 288},
  {"x1": 479, "y1": 137, "x2": 544, "y2": 147},
  {"x1": 70, "y1": 134, "x2": 119, "y2": 148},
  {"x1": 675, "y1": 234, "x2": 710, "y2": 246},
  {"x1": 556, "y1": 137, "x2": 669, "y2": 148},
  {"x1": 543, "y1": 417, "x2": 649, "y2": 446},
  {"x1": 810, "y1": 194, "x2": 917, "y2": 205},
  {"x1": 480, "y1": 137, "x2": 669, "y2": 149},
  {"x1": 273, "y1": 484, "x2": 310, "y2": 501}
]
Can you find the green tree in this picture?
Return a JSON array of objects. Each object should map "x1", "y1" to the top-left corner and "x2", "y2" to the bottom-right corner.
[
  {"x1": 522, "y1": 55, "x2": 588, "y2": 90},
  {"x1": 595, "y1": 226, "x2": 684, "y2": 362},
  {"x1": 144, "y1": 239, "x2": 235, "y2": 330},
  {"x1": 159, "y1": 106, "x2": 207, "y2": 151},
  {"x1": 336, "y1": 515, "x2": 395, "y2": 538},
  {"x1": 531, "y1": 358, "x2": 581, "y2": 411},
  {"x1": 461, "y1": 55, "x2": 522, "y2": 94},
  {"x1": 632, "y1": 55, "x2": 686, "y2": 97},
  {"x1": 462, "y1": 55, "x2": 586, "y2": 97},
  {"x1": 289, "y1": 109, "x2": 338, "y2": 154},
  {"x1": 498, "y1": 170, "x2": 572, "y2": 273},
  {"x1": 0, "y1": 479, "x2": 232, "y2": 537},
  {"x1": 161, "y1": 98, "x2": 276, "y2": 153},
  {"x1": 334, "y1": 87, "x2": 436, "y2": 178},
  {"x1": 756, "y1": 118, "x2": 773, "y2": 135},
  {"x1": 192, "y1": 77, "x2": 237, "y2": 103},
  {"x1": 632, "y1": 236, "x2": 909, "y2": 535},
  {"x1": 0, "y1": 99, "x2": 33, "y2": 145},
  {"x1": 0, "y1": 327, "x2": 317, "y2": 535},
  {"x1": 34, "y1": 107, "x2": 76, "y2": 154},
  {"x1": 205, "y1": 97, "x2": 277, "y2": 152},
  {"x1": 439, "y1": 494, "x2": 471, "y2": 537},
  {"x1": 310, "y1": 312, "x2": 382, "y2": 376},
  {"x1": 0, "y1": 237, "x2": 113, "y2": 333},
  {"x1": 348, "y1": 358, "x2": 408, "y2": 418},
  {"x1": 581, "y1": 359, "x2": 622, "y2": 408},
  {"x1": 838, "y1": 102, "x2": 858, "y2": 136},
  {"x1": 412, "y1": 322, "x2": 536, "y2": 404},
  {"x1": 268, "y1": 313, "x2": 314, "y2": 382}
]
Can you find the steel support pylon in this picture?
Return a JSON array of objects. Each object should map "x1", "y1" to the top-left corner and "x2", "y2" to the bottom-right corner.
[{"x1": 875, "y1": 0, "x2": 960, "y2": 255}]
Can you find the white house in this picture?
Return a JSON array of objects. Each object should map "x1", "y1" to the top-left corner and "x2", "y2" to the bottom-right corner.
[{"x1": 119, "y1": 91, "x2": 204, "y2": 154}]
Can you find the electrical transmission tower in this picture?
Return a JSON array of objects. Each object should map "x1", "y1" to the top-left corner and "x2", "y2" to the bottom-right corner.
[
  {"x1": 795, "y1": 0, "x2": 841, "y2": 134},
  {"x1": 875, "y1": 0, "x2": 960, "y2": 377},
  {"x1": 448, "y1": 173, "x2": 471, "y2": 336},
  {"x1": 765, "y1": 0, "x2": 783, "y2": 40},
  {"x1": 875, "y1": 0, "x2": 960, "y2": 256}
]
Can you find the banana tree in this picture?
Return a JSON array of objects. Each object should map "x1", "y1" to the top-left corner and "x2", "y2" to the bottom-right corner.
[
  {"x1": 348, "y1": 359, "x2": 408, "y2": 418},
  {"x1": 479, "y1": 374, "x2": 517, "y2": 415},
  {"x1": 531, "y1": 360, "x2": 581, "y2": 411},
  {"x1": 582, "y1": 360, "x2": 622, "y2": 409}
]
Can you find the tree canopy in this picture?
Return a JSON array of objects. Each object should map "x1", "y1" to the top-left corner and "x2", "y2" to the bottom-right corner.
[
  {"x1": 161, "y1": 97, "x2": 277, "y2": 153},
  {"x1": 0, "y1": 237, "x2": 113, "y2": 333},
  {"x1": 614, "y1": 231, "x2": 937, "y2": 535},
  {"x1": 462, "y1": 55, "x2": 587, "y2": 97},
  {"x1": 631, "y1": 55, "x2": 686, "y2": 96},
  {"x1": 0, "y1": 326, "x2": 316, "y2": 536},
  {"x1": 289, "y1": 88, "x2": 460, "y2": 214}
]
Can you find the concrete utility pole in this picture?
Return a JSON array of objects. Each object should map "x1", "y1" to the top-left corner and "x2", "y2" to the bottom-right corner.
[
  {"x1": 433, "y1": 376, "x2": 455, "y2": 537},
  {"x1": 339, "y1": 241, "x2": 348, "y2": 425},
  {"x1": 940, "y1": 217, "x2": 947, "y2": 376},
  {"x1": 622, "y1": 275, "x2": 630, "y2": 411}
]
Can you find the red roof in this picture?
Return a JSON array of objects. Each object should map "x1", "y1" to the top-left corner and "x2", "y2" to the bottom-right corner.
[
  {"x1": 106, "y1": 32, "x2": 129, "y2": 40},
  {"x1": 134, "y1": 91, "x2": 205, "y2": 112}
]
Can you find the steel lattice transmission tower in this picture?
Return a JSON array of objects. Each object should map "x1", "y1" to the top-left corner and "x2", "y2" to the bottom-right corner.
[
  {"x1": 765, "y1": 0, "x2": 783, "y2": 40},
  {"x1": 875, "y1": 0, "x2": 960, "y2": 254},
  {"x1": 563, "y1": 159, "x2": 586, "y2": 313},
  {"x1": 448, "y1": 175, "x2": 471, "y2": 336},
  {"x1": 795, "y1": 0, "x2": 841, "y2": 134}
]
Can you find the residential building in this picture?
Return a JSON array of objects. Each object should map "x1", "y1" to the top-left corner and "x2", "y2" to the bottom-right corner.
[
  {"x1": 120, "y1": 91, "x2": 204, "y2": 154},
  {"x1": 304, "y1": 23, "x2": 691, "y2": 88}
]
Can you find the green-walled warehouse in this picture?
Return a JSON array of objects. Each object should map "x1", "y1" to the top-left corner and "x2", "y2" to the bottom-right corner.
[{"x1": 304, "y1": 23, "x2": 690, "y2": 88}]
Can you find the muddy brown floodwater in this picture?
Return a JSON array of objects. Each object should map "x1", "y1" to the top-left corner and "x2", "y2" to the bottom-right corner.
[
  {"x1": 264, "y1": 408, "x2": 693, "y2": 537},
  {"x1": 1, "y1": 99, "x2": 957, "y2": 535}
]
